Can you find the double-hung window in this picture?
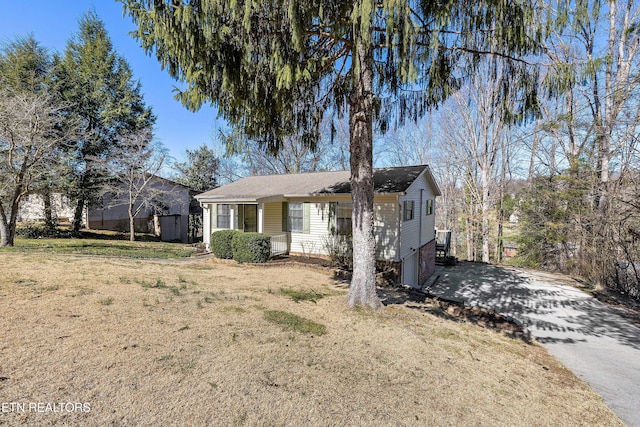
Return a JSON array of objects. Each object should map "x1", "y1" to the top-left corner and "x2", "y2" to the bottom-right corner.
[
  {"x1": 426, "y1": 199, "x2": 434, "y2": 216},
  {"x1": 288, "y1": 202, "x2": 304, "y2": 233},
  {"x1": 336, "y1": 202, "x2": 353, "y2": 235},
  {"x1": 217, "y1": 204, "x2": 230, "y2": 228},
  {"x1": 403, "y1": 200, "x2": 414, "y2": 221}
]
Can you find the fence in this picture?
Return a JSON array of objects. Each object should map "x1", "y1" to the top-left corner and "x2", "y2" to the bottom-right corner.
[{"x1": 270, "y1": 233, "x2": 289, "y2": 256}]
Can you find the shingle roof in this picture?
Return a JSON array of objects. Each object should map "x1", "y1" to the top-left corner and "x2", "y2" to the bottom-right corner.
[{"x1": 195, "y1": 165, "x2": 437, "y2": 202}]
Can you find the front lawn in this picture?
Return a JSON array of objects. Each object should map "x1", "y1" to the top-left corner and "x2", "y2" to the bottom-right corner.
[
  {"x1": 0, "y1": 232, "x2": 197, "y2": 259},
  {"x1": 0, "y1": 254, "x2": 622, "y2": 426}
]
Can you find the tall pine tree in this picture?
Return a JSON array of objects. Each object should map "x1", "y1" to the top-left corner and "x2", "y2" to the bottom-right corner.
[
  {"x1": 52, "y1": 10, "x2": 155, "y2": 232},
  {"x1": 122, "y1": 0, "x2": 544, "y2": 308}
]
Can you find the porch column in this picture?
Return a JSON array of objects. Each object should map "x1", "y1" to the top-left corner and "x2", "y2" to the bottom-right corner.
[
  {"x1": 258, "y1": 203, "x2": 264, "y2": 233},
  {"x1": 229, "y1": 205, "x2": 236, "y2": 230}
]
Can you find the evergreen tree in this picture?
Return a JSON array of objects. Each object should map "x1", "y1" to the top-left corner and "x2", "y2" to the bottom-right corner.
[
  {"x1": 0, "y1": 35, "x2": 50, "y2": 95},
  {"x1": 52, "y1": 10, "x2": 155, "y2": 232},
  {"x1": 175, "y1": 144, "x2": 220, "y2": 192},
  {"x1": 122, "y1": 0, "x2": 544, "y2": 308}
]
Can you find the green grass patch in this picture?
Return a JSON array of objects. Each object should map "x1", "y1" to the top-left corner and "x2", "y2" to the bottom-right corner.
[
  {"x1": 279, "y1": 287, "x2": 324, "y2": 303},
  {"x1": 99, "y1": 297, "x2": 114, "y2": 306},
  {"x1": 140, "y1": 279, "x2": 167, "y2": 289},
  {"x1": 70, "y1": 287, "x2": 94, "y2": 297},
  {"x1": 34, "y1": 285, "x2": 59, "y2": 294},
  {"x1": 2, "y1": 236, "x2": 196, "y2": 259},
  {"x1": 264, "y1": 310, "x2": 327, "y2": 336}
]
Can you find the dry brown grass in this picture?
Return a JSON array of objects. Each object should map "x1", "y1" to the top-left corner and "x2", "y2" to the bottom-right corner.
[{"x1": 0, "y1": 253, "x2": 622, "y2": 426}]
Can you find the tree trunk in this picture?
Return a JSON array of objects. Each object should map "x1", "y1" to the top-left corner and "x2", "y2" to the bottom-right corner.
[
  {"x1": 465, "y1": 216, "x2": 474, "y2": 261},
  {"x1": 43, "y1": 187, "x2": 55, "y2": 229},
  {"x1": 346, "y1": 21, "x2": 380, "y2": 309},
  {"x1": 481, "y1": 168, "x2": 491, "y2": 263},
  {"x1": 129, "y1": 205, "x2": 136, "y2": 241},
  {"x1": 0, "y1": 202, "x2": 11, "y2": 247},
  {"x1": 72, "y1": 198, "x2": 85, "y2": 233}
]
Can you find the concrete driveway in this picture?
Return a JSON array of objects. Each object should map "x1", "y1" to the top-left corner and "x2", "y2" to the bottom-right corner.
[{"x1": 426, "y1": 262, "x2": 640, "y2": 427}]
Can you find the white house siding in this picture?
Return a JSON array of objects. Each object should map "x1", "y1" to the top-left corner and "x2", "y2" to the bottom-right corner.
[
  {"x1": 372, "y1": 196, "x2": 400, "y2": 262},
  {"x1": 399, "y1": 173, "x2": 437, "y2": 261},
  {"x1": 288, "y1": 196, "x2": 399, "y2": 262},
  {"x1": 205, "y1": 196, "x2": 401, "y2": 263},
  {"x1": 288, "y1": 199, "x2": 331, "y2": 256},
  {"x1": 398, "y1": 172, "x2": 438, "y2": 287}
]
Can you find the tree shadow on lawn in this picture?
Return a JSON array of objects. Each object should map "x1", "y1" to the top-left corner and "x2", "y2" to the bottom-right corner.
[
  {"x1": 378, "y1": 286, "x2": 531, "y2": 342},
  {"x1": 422, "y1": 262, "x2": 640, "y2": 351}
]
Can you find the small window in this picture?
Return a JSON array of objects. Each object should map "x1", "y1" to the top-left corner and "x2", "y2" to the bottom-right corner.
[
  {"x1": 289, "y1": 202, "x2": 304, "y2": 232},
  {"x1": 217, "y1": 204, "x2": 230, "y2": 228},
  {"x1": 403, "y1": 200, "x2": 414, "y2": 221},
  {"x1": 336, "y1": 202, "x2": 353, "y2": 235},
  {"x1": 426, "y1": 199, "x2": 434, "y2": 216}
]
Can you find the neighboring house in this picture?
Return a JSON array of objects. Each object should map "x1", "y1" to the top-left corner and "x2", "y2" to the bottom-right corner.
[
  {"x1": 88, "y1": 176, "x2": 198, "y2": 243},
  {"x1": 17, "y1": 192, "x2": 86, "y2": 225},
  {"x1": 502, "y1": 241, "x2": 519, "y2": 258},
  {"x1": 17, "y1": 177, "x2": 200, "y2": 243},
  {"x1": 196, "y1": 165, "x2": 441, "y2": 288}
]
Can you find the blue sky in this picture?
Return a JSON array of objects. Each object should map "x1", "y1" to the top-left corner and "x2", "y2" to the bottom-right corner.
[{"x1": 0, "y1": 1, "x2": 225, "y2": 165}]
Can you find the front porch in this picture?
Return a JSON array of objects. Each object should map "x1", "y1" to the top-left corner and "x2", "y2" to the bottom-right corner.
[{"x1": 204, "y1": 202, "x2": 293, "y2": 256}]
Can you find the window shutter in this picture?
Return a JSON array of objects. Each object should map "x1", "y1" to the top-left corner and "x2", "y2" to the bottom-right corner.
[
  {"x1": 282, "y1": 202, "x2": 288, "y2": 232},
  {"x1": 303, "y1": 203, "x2": 311, "y2": 234}
]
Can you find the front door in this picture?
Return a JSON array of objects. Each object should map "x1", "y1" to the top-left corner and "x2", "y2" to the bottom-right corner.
[{"x1": 243, "y1": 205, "x2": 257, "y2": 232}]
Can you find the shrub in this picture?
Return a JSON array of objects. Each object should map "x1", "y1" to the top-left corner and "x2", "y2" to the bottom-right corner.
[
  {"x1": 321, "y1": 234, "x2": 353, "y2": 270},
  {"x1": 15, "y1": 222, "x2": 68, "y2": 238},
  {"x1": 231, "y1": 232, "x2": 271, "y2": 263},
  {"x1": 210, "y1": 230, "x2": 239, "y2": 259}
]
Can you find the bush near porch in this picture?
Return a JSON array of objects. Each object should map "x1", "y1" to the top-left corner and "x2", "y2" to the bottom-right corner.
[
  {"x1": 210, "y1": 230, "x2": 239, "y2": 259},
  {"x1": 231, "y1": 232, "x2": 271, "y2": 263}
]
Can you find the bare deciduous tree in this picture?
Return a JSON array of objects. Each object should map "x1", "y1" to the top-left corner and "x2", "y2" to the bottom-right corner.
[
  {"x1": 94, "y1": 129, "x2": 168, "y2": 241},
  {"x1": 440, "y1": 67, "x2": 510, "y2": 263},
  {"x1": 0, "y1": 92, "x2": 74, "y2": 246}
]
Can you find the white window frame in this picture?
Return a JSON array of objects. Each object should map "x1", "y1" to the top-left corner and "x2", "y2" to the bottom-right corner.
[
  {"x1": 426, "y1": 199, "x2": 434, "y2": 216},
  {"x1": 217, "y1": 204, "x2": 230, "y2": 228},
  {"x1": 336, "y1": 202, "x2": 353, "y2": 235},
  {"x1": 289, "y1": 202, "x2": 304, "y2": 233},
  {"x1": 403, "y1": 200, "x2": 414, "y2": 221}
]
